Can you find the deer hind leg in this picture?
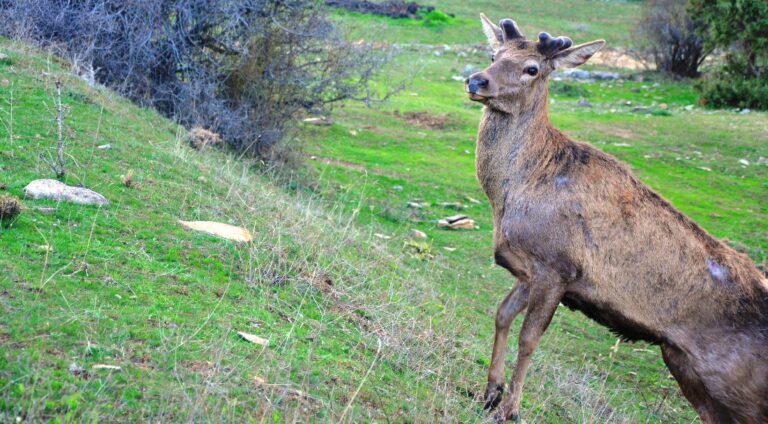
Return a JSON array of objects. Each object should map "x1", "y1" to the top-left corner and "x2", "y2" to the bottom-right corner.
[
  {"x1": 494, "y1": 271, "x2": 565, "y2": 422},
  {"x1": 661, "y1": 343, "x2": 734, "y2": 424},
  {"x1": 484, "y1": 282, "x2": 529, "y2": 410}
]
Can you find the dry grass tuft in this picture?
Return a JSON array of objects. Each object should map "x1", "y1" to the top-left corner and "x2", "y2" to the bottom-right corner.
[
  {"x1": 187, "y1": 127, "x2": 224, "y2": 151},
  {"x1": 0, "y1": 195, "x2": 21, "y2": 222}
]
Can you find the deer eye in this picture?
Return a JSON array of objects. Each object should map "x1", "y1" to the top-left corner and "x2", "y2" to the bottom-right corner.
[
  {"x1": 525, "y1": 66, "x2": 539, "y2": 76},
  {"x1": 491, "y1": 54, "x2": 496, "y2": 63}
]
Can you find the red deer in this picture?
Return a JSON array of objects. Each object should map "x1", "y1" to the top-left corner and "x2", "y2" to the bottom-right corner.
[{"x1": 465, "y1": 13, "x2": 768, "y2": 423}]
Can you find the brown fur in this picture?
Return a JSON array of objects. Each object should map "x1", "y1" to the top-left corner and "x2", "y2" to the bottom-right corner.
[{"x1": 468, "y1": 14, "x2": 768, "y2": 423}]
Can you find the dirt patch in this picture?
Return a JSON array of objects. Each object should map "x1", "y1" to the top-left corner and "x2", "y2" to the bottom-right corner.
[
  {"x1": 591, "y1": 49, "x2": 650, "y2": 71},
  {"x1": 396, "y1": 111, "x2": 452, "y2": 129},
  {"x1": 326, "y1": 0, "x2": 433, "y2": 19}
]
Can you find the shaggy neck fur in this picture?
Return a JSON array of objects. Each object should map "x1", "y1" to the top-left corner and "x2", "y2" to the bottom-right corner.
[{"x1": 476, "y1": 84, "x2": 554, "y2": 212}]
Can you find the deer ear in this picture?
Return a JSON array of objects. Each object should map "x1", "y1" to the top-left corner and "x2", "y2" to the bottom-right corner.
[
  {"x1": 480, "y1": 13, "x2": 503, "y2": 51},
  {"x1": 551, "y1": 40, "x2": 606, "y2": 69}
]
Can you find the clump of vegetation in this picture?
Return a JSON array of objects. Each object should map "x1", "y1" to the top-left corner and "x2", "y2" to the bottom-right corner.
[
  {"x1": 186, "y1": 127, "x2": 223, "y2": 151},
  {"x1": 2, "y1": 0, "x2": 393, "y2": 160},
  {"x1": 636, "y1": 0, "x2": 709, "y2": 78},
  {"x1": 403, "y1": 239, "x2": 434, "y2": 260},
  {"x1": 691, "y1": 0, "x2": 768, "y2": 110},
  {"x1": 0, "y1": 195, "x2": 21, "y2": 223}
]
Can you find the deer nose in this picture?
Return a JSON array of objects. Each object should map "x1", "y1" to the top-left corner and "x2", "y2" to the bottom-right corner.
[{"x1": 466, "y1": 75, "x2": 489, "y2": 93}]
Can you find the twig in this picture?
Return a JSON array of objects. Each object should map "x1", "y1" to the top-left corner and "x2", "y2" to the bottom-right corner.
[
  {"x1": 339, "y1": 337, "x2": 383, "y2": 423},
  {"x1": 40, "y1": 79, "x2": 66, "y2": 180}
]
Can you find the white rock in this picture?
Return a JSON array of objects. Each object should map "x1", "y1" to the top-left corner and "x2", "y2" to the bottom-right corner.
[
  {"x1": 739, "y1": 159, "x2": 750, "y2": 166},
  {"x1": 24, "y1": 179, "x2": 108, "y2": 206},
  {"x1": 178, "y1": 220, "x2": 253, "y2": 242},
  {"x1": 237, "y1": 331, "x2": 269, "y2": 346}
]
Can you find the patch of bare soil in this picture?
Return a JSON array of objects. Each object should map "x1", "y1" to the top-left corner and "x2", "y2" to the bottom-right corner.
[
  {"x1": 591, "y1": 49, "x2": 650, "y2": 71},
  {"x1": 396, "y1": 110, "x2": 452, "y2": 129}
]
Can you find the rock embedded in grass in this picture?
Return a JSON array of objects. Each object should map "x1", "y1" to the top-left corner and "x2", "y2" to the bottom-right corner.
[
  {"x1": 178, "y1": 220, "x2": 253, "y2": 242},
  {"x1": 24, "y1": 179, "x2": 108, "y2": 206},
  {"x1": 409, "y1": 229, "x2": 427, "y2": 239}
]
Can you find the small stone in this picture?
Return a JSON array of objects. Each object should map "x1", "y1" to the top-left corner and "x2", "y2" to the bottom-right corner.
[
  {"x1": 739, "y1": 108, "x2": 751, "y2": 114},
  {"x1": 97, "y1": 144, "x2": 111, "y2": 149},
  {"x1": 374, "y1": 233, "x2": 392, "y2": 240},
  {"x1": 392, "y1": 185, "x2": 404, "y2": 192},
  {"x1": 684, "y1": 105, "x2": 694, "y2": 111},
  {"x1": 659, "y1": 103, "x2": 668, "y2": 110},
  {"x1": 437, "y1": 215, "x2": 476, "y2": 230},
  {"x1": 407, "y1": 201, "x2": 426, "y2": 209},
  {"x1": 577, "y1": 99, "x2": 592, "y2": 108},
  {"x1": 68, "y1": 363, "x2": 87, "y2": 377},
  {"x1": 443, "y1": 246, "x2": 457, "y2": 252},
  {"x1": 24, "y1": 179, "x2": 108, "y2": 206},
  {"x1": 302, "y1": 116, "x2": 333, "y2": 126},
  {"x1": 439, "y1": 202, "x2": 465, "y2": 210},
  {"x1": 349, "y1": 130, "x2": 358, "y2": 136},
  {"x1": 462, "y1": 64, "x2": 478, "y2": 78},
  {"x1": 0, "y1": 79, "x2": 8, "y2": 87},
  {"x1": 409, "y1": 229, "x2": 427, "y2": 240},
  {"x1": 739, "y1": 159, "x2": 750, "y2": 166},
  {"x1": 237, "y1": 331, "x2": 269, "y2": 346}
]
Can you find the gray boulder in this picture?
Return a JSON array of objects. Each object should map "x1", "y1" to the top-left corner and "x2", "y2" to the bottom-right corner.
[{"x1": 24, "y1": 179, "x2": 108, "y2": 206}]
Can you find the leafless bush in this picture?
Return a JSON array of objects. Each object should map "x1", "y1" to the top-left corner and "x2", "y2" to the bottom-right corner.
[
  {"x1": 1, "y1": 0, "x2": 393, "y2": 160},
  {"x1": 636, "y1": 0, "x2": 710, "y2": 78}
]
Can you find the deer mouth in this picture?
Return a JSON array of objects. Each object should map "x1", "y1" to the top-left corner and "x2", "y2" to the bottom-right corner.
[{"x1": 468, "y1": 92, "x2": 488, "y2": 101}]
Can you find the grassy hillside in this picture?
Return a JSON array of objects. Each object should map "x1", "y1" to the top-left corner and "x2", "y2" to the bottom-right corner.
[{"x1": 1, "y1": 1, "x2": 767, "y2": 423}]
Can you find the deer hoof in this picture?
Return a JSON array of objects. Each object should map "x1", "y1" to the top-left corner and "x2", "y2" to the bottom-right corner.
[{"x1": 483, "y1": 383, "x2": 504, "y2": 410}]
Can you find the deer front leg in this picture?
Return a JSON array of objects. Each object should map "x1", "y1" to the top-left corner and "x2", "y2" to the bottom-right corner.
[
  {"x1": 484, "y1": 282, "x2": 529, "y2": 410},
  {"x1": 494, "y1": 274, "x2": 565, "y2": 422}
]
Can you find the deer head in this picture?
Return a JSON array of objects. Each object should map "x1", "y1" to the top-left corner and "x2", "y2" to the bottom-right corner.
[{"x1": 465, "y1": 14, "x2": 605, "y2": 114}]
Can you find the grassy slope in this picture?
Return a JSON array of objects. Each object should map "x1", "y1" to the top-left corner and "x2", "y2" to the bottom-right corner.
[{"x1": 0, "y1": 42, "x2": 497, "y2": 422}]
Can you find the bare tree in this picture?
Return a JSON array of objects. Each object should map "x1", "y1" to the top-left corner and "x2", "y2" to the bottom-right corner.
[{"x1": 637, "y1": 0, "x2": 711, "y2": 78}]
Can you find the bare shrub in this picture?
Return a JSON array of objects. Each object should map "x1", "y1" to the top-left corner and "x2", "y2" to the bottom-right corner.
[
  {"x1": 636, "y1": 0, "x2": 710, "y2": 78},
  {"x1": 1, "y1": 0, "x2": 394, "y2": 160}
]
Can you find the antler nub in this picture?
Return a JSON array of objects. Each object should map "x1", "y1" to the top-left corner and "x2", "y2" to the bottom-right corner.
[
  {"x1": 499, "y1": 19, "x2": 524, "y2": 41},
  {"x1": 537, "y1": 32, "x2": 573, "y2": 56}
]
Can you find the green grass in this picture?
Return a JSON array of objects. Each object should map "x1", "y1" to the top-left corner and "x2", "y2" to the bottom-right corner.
[
  {"x1": 333, "y1": 0, "x2": 643, "y2": 48},
  {"x1": 2, "y1": 1, "x2": 768, "y2": 422}
]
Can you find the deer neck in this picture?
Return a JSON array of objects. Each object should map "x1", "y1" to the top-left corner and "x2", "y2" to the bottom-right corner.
[{"x1": 475, "y1": 89, "x2": 554, "y2": 212}]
